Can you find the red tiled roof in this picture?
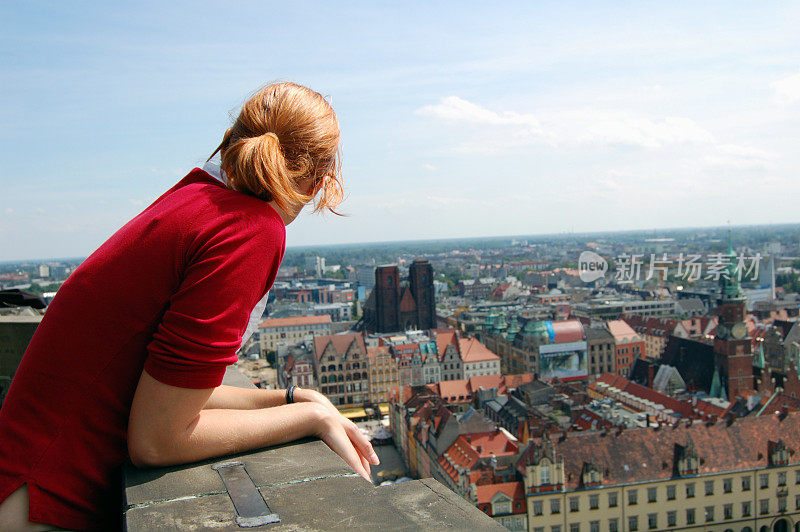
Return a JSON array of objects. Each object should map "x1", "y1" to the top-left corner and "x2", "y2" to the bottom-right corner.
[
  {"x1": 436, "y1": 379, "x2": 471, "y2": 403},
  {"x1": 259, "y1": 314, "x2": 331, "y2": 328},
  {"x1": 475, "y1": 481, "x2": 525, "y2": 507},
  {"x1": 459, "y1": 338, "x2": 500, "y2": 363},
  {"x1": 435, "y1": 329, "x2": 459, "y2": 357}
]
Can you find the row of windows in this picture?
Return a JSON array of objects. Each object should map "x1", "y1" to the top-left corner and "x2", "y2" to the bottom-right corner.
[
  {"x1": 320, "y1": 363, "x2": 362, "y2": 372},
  {"x1": 319, "y1": 373, "x2": 367, "y2": 383},
  {"x1": 589, "y1": 343, "x2": 614, "y2": 352},
  {"x1": 534, "y1": 471, "x2": 800, "y2": 514},
  {"x1": 534, "y1": 494, "x2": 799, "y2": 532}
]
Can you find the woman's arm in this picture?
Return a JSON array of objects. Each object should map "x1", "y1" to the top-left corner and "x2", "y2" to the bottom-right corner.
[
  {"x1": 202, "y1": 384, "x2": 287, "y2": 410},
  {"x1": 128, "y1": 370, "x2": 377, "y2": 482}
]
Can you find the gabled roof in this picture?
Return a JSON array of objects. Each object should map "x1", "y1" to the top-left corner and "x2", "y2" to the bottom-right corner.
[
  {"x1": 607, "y1": 320, "x2": 641, "y2": 344},
  {"x1": 475, "y1": 482, "x2": 525, "y2": 507},
  {"x1": 435, "y1": 328, "x2": 460, "y2": 357},
  {"x1": 519, "y1": 411, "x2": 800, "y2": 490},
  {"x1": 399, "y1": 286, "x2": 416, "y2": 312},
  {"x1": 459, "y1": 338, "x2": 500, "y2": 363},
  {"x1": 313, "y1": 332, "x2": 366, "y2": 361}
]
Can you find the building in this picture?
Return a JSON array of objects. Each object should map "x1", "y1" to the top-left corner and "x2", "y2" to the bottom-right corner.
[
  {"x1": 620, "y1": 315, "x2": 678, "y2": 361},
  {"x1": 607, "y1": 320, "x2": 645, "y2": 377},
  {"x1": 258, "y1": 314, "x2": 332, "y2": 351},
  {"x1": 314, "y1": 332, "x2": 369, "y2": 407},
  {"x1": 518, "y1": 411, "x2": 800, "y2": 532},
  {"x1": 366, "y1": 344, "x2": 399, "y2": 403},
  {"x1": 362, "y1": 260, "x2": 437, "y2": 333},
  {"x1": 712, "y1": 241, "x2": 755, "y2": 402},
  {"x1": 584, "y1": 327, "x2": 616, "y2": 377},
  {"x1": 460, "y1": 337, "x2": 501, "y2": 379},
  {"x1": 276, "y1": 342, "x2": 317, "y2": 389}
]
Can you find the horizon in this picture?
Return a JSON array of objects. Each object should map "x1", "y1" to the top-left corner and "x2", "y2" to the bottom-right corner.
[{"x1": 3, "y1": 220, "x2": 798, "y2": 264}]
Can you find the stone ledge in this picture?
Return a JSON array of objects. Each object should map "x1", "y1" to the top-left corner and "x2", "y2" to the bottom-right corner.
[{"x1": 123, "y1": 367, "x2": 503, "y2": 531}]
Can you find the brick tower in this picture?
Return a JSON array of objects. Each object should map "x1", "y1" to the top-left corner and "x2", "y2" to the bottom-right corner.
[{"x1": 409, "y1": 259, "x2": 435, "y2": 330}]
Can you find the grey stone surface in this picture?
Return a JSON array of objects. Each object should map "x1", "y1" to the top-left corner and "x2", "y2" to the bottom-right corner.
[
  {"x1": 126, "y1": 475, "x2": 504, "y2": 531},
  {"x1": 124, "y1": 366, "x2": 503, "y2": 531},
  {"x1": 124, "y1": 438, "x2": 353, "y2": 506}
]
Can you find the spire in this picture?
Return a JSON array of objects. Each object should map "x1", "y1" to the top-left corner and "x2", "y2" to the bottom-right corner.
[
  {"x1": 710, "y1": 366, "x2": 722, "y2": 398},
  {"x1": 719, "y1": 225, "x2": 743, "y2": 301}
]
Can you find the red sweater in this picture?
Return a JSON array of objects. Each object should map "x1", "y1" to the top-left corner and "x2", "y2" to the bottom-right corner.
[{"x1": 0, "y1": 169, "x2": 285, "y2": 530}]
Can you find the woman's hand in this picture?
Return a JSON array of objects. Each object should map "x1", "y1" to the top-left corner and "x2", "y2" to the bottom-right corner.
[
  {"x1": 295, "y1": 388, "x2": 380, "y2": 479},
  {"x1": 313, "y1": 407, "x2": 379, "y2": 482}
]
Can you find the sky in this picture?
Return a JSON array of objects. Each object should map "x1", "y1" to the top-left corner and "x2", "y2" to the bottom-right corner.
[{"x1": 2, "y1": 1, "x2": 799, "y2": 261}]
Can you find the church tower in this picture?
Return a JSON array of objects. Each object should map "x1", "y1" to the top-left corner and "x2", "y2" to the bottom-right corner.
[
  {"x1": 712, "y1": 233, "x2": 754, "y2": 402},
  {"x1": 409, "y1": 259, "x2": 435, "y2": 330}
]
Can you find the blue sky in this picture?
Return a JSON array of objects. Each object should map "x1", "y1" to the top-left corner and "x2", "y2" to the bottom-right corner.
[{"x1": 2, "y1": 1, "x2": 799, "y2": 261}]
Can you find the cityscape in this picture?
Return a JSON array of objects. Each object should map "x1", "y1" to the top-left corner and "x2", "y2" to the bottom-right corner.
[
  {"x1": 3, "y1": 224, "x2": 800, "y2": 531},
  {"x1": 3, "y1": 2, "x2": 800, "y2": 530}
]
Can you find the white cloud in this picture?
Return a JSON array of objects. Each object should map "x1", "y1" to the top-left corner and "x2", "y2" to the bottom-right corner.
[
  {"x1": 771, "y1": 71, "x2": 800, "y2": 103},
  {"x1": 415, "y1": 96, "x2": 544, "y2": 135},
  {"x1": 422, "y1": 163, "x2": 437, "y2": 171},
  {"x1": 415, "y1": 96, "x2": 773, "y2": 167}
]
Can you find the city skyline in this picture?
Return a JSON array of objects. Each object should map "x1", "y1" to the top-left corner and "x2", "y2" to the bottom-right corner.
[{"x1": 2, "y1": 2, "x2": 800, "y2": 261}]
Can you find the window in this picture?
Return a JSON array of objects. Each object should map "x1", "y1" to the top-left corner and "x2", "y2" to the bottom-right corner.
[
  {"x1": 647, "y1": 513, "x2": 657, "y2": 529},
  {"x1": 534, "y1": 528, "x2": 544, "y2": 532},
  {"x1": 778, "y1": 471, "x2": 786, "y2": 486},
  {"x1": 608, "y1": 492, "x2": 618, "y2": 507},
  {"x1": 797, "y1": 494, "x2": 800, "y2": 510},
  {"x1": 667, "y1": 511, "x2": 676, "y2": 527},
  {"x1": 760, "y1": 473, "x2": 769, "y2": 489},
  {"x1": 541, "y1": 463, "x2": 551, "y2": 484},
  {"x1": 608, "y1": 518, "x2": 618, "y2": 532},
  {"x1": 778, "y1": 496, "x2": 786, "y2": 512},
  {"x1": 647, "y1": 487, "x2": 657, "y2": 503},
  {"x1": 551, "y1": 499, "x2": 561, "y2": 514},
  {"x1": 589, "y1": 521, "x2": 599, "y2": 532},
  {"x1": 569, "y1": 496, "x2": 579, "y2": 512},
  {"x1": 796, "y1": 470, "x2": 800, "y2": 484},
  {"x1": 533, "y1": 501, "x2": 543, "y2": 516},
  {"x1": 628, "y1": 516, "x2": 638, "y2": 531},
  {"x1": 666, "y1": 485, "x2": 675, "y2": 500},
  {"x1": 589, "y1": 494, "x2": 599, "y2": 510},
  {"x1": 569, "y1": 525, "x2": 579, "y2": 532},
  {"x1": 723, "y1": 503, "x2": 732, "y2": 520},
  {"x1": 705, "y1": 480, "x2": 714, "y2": 495},
  {"x1": 551, "y1": 527, "x2": 561, "y2": 532},
  {"x1": 759, "y1": 498, "x2": 769, "y2": 515},
  {"x1": 686, "y1": 508, "x2": 695, "y2": 525},
  {"x1": 628, "y1": 489, "x2": 638, "y2": 505},
  {"x1": 686, "y1": 483, "x2": 695, "y2": 498},
  {"x1": 704, "y1": 506, "x2": 714, "y2": 522},
  {"x1": 742, "y1": 501, "x2": 751, "y2": 517},
  {"x1": 723, "y1": 477, "x2": 732, "y2": 493},
  {"x1": 742, "y1": 476, "x2": 751, "y2": 491}
]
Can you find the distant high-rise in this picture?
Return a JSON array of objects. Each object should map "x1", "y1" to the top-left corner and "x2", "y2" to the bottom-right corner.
[{"x1": 362, "y1": 260, "x2": 436, "y2": 333}]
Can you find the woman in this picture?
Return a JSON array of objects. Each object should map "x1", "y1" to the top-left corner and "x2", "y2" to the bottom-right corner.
[{"x1": 0, "y1": 82, "x2": 378, "y2": 530}]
